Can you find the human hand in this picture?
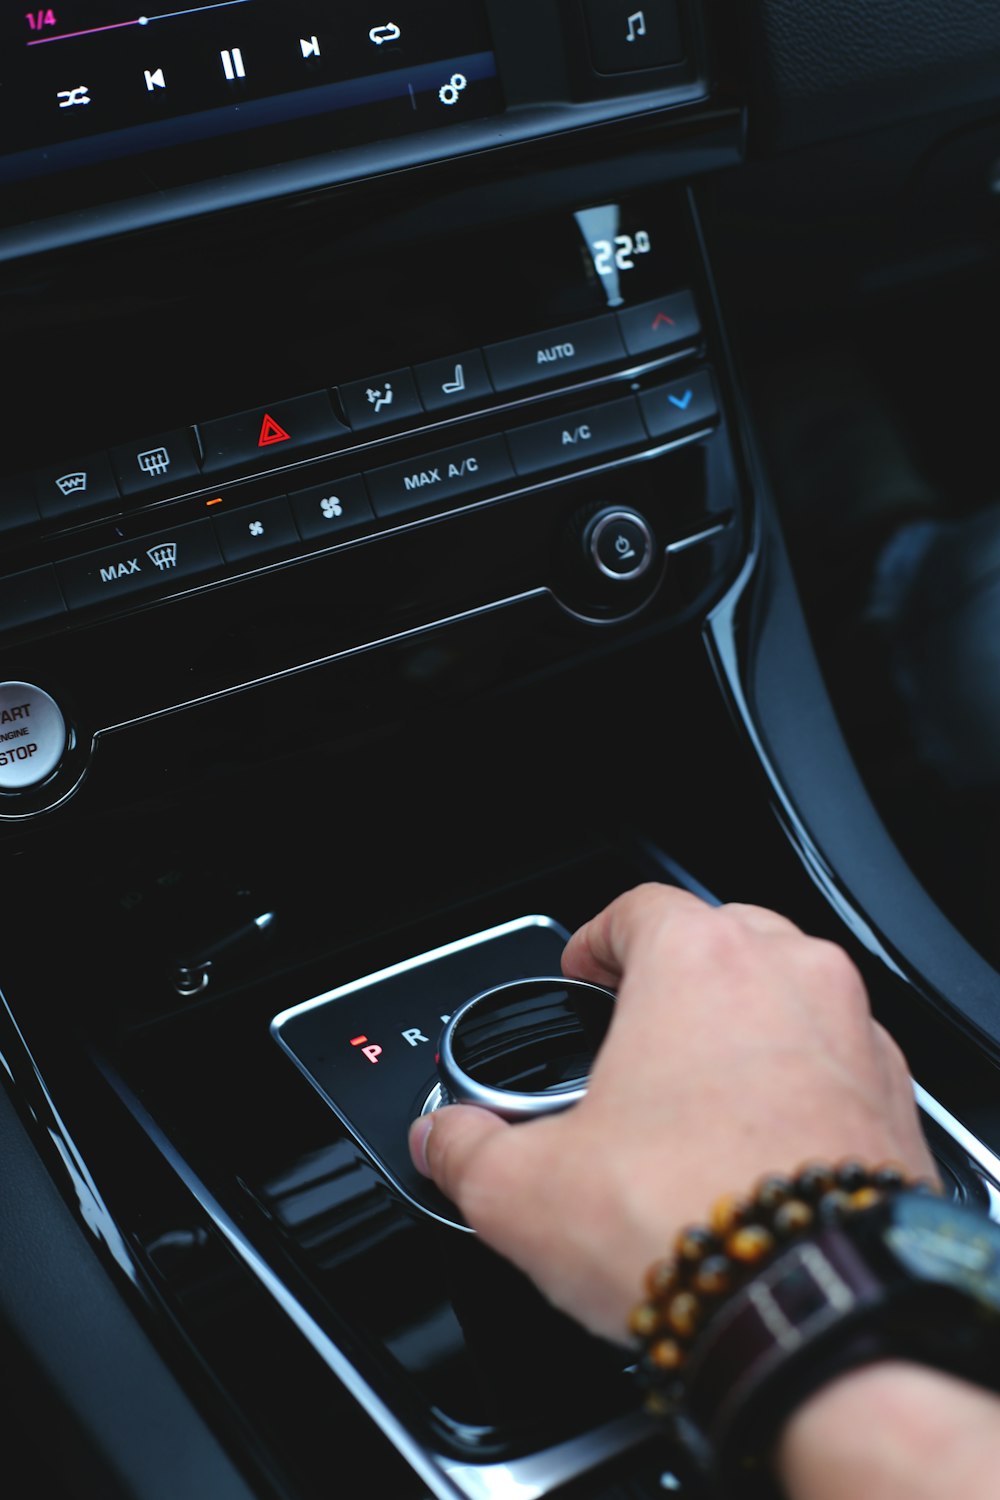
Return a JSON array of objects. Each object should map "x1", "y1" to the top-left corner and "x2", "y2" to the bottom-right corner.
[{"x1": 408, "y1": 883, "x2": 938, "y2": 1345}]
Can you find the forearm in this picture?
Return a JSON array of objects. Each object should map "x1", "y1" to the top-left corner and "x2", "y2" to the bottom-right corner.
[{"x1": 775, "y1": 1360, "x2": 1000, "y2": 1500}]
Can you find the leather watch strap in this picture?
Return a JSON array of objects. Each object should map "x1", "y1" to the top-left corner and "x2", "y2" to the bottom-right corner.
[{"x1": 682, "y1": 1226, "x2": 890, "y2": 1471}]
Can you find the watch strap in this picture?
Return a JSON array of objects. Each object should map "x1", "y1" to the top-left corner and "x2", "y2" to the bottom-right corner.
[{"x1": 681, "y1": 1225, "x2": 896, "y2": 1481}]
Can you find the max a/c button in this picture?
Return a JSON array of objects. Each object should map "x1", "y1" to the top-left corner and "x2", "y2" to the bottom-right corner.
[{"x1": 366, "y1": 436, "x2": 513, "y2": 519}]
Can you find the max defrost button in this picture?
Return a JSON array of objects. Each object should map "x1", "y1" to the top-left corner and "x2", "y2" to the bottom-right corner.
[
  {"x1": 57, "y1": 520, "x2": 223, "y2": 610},
  {"x1": 0, "y1": 682, "x2": 66, "y2": 791}
]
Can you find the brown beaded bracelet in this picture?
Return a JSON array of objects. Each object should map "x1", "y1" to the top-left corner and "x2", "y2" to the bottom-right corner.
[{"x1": 628, "y1": 1159, "x2": 936, "y2": 1409}]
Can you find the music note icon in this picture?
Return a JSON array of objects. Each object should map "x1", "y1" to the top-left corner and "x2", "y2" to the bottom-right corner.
[{"x1": 625, "y1": 9, "x2": 646, "y2": 41}]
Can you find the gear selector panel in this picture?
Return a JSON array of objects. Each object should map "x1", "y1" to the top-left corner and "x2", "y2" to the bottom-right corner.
[{"x1": 271, "y1": 915, "x2": 572, "y2": 1228}]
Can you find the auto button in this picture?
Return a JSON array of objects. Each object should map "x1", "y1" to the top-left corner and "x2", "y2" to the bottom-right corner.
[{"x1": 484, "y1": 315, "x2": 626, "y2": 394}]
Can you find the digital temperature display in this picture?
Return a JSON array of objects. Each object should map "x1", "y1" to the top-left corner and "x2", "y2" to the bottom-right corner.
[
  {"x1": 589, "y1": 230, "x2": 653, "y2": 277},
  {"x1": 574, "y1": 204, "x2": 662, "y2": 309}
]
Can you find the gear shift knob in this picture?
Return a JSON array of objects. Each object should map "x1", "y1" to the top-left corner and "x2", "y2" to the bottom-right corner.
[{"x1": 429, "y1": 977, "x2": 616, "y2": 1121}]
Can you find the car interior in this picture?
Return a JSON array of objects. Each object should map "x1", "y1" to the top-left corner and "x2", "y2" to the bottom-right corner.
[{"x1": 4, "y1": 2, "x2": 1000, "y2": 1496}]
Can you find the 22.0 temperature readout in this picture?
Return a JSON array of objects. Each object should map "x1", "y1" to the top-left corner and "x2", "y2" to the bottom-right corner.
[{"x1": 589, "y1": 230, "x2": 652, "y2": 277}]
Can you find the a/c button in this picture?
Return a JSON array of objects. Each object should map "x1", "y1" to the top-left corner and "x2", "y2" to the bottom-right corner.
[{"x1": 506, "y1": 397, "x2": 645, "y2": 477}]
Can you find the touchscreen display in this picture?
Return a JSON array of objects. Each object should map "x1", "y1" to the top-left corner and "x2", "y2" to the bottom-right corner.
[{"x1": 0, "y1": 1, "x2": 501, "y2": 183}]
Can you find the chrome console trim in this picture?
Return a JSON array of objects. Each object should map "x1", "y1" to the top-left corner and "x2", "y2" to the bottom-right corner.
[{"x1": 915, "y1": 1082, "x2": 1000, "y2": 1218}]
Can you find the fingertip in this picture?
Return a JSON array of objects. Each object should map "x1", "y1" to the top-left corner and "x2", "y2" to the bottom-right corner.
[
  {"x1": 408, "y1": 1114, "x2": 434, "y2": 1177},
  {"x1": 408, "y1": 1104, "x2": 511, "y2": 1207}
]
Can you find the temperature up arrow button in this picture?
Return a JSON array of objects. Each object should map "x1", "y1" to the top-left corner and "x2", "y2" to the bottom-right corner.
[{"x1": 616, "y1": 289, "x2": 701, "y2": 358}]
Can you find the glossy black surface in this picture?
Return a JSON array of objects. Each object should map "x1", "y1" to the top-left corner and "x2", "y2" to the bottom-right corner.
[{"x1": 4, "y1": 9, "x2": 1000, "y2": 1499}]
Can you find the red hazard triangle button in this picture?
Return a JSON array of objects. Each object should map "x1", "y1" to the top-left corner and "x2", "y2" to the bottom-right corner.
[{"x1": 258, "y1": 412, "x2": 291, "y2": 448}]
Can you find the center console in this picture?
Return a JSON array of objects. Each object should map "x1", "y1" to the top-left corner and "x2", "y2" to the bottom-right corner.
[{"x1": 4, "y1": 5, "x2": 1000, "y2": 1500}]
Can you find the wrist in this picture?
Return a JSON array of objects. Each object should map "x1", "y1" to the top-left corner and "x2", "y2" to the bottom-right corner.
[{"x1": 776, "y1": 1359, "x2": 1000, "y2": 1500}]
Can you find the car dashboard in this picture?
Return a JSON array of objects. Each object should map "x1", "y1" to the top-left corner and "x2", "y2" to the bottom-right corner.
[{"x1": 4, "y1": 3, "x2": 1000, "y2": 1498}]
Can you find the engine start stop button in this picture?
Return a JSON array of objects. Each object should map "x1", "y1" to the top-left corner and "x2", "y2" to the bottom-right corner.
[{"x1": 0, "y1": 682, "x2": 66, "y2": 791}]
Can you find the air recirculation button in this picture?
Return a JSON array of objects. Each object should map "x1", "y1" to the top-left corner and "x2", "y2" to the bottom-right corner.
[{"x1": 0, "y1": 681, "x2": 67, "y2": 790}]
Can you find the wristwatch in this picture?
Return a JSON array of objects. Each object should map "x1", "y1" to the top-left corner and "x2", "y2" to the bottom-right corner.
[{"x1": 676, "y1": 1188, "x2": 1000, "y2": 1491}]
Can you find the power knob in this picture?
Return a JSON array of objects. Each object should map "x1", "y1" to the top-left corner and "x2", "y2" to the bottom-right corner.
[
  {"x1": 582, "y1": 507, "x2": 655, "y2": 583},
  {"x1": 556, "y1": 504, "x2": 660, "y2": 618}
]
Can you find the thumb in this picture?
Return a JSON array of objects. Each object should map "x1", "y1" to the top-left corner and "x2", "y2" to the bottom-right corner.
[{"x1": 408, "y1": 1105, "x2": 511, "y2": 1217}]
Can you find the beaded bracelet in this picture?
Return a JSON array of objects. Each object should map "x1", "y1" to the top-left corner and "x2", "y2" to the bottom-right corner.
[{"x1": 628, "y1": 1159, "x2": 936, "y2": 1412}]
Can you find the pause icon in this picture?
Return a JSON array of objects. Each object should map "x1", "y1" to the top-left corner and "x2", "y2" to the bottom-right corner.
[{"x1": 221, "y1": 48, "x2": 246, "y2": 81}]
